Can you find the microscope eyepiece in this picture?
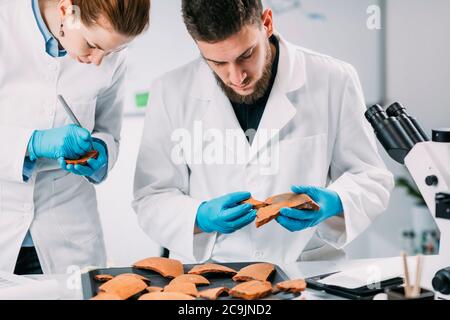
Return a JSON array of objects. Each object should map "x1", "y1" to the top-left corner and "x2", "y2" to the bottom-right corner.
[
  {"x1": 387, "y1": 102, "x2": 429, "y2": 142},
  {"x1": 386, "y1": 102, "x2": 406, "y2": 117},
  {"x1": 365, "y1": 104, "x2": 415, "y2": 164},
  {"x1": 365, "y1": 104, "x2": 388, "y2": 123}
]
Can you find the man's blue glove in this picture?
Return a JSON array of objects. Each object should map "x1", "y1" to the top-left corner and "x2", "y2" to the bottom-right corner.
[
  {"x1": 28, "y1": 124, "x2": 92, "y2": 161},
  {"x1": 276, "y1": 185, "x2": 344, "y2": 232},
  {"x1": 58, "y1": 140, "x2": 108, "y2": 182},
  {"x1": 196, "y1": 192, "x2": 257, "y2": 234}
]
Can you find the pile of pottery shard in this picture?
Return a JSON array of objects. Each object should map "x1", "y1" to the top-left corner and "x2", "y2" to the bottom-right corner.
[{"x1": 91, "y1": 257, "x2": 307, "y2": 300}]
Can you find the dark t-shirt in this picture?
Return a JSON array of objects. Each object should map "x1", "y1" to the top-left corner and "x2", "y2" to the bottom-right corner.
[{"x1": 231, "y1": 36, "x2": 280, "y2": 144}]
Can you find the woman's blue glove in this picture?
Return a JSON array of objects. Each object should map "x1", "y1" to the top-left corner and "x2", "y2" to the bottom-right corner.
[
  {"x1": 28, "y1": 124, "x2": 92, "y2": 161},
  {"x1": 58, "y1": 140, "x2": 108, "y2": 182},
  {"x1": 196, "y1": 192, "x2": 257, "y2": 234},
  {"x1": 276, "y1": 185, "x2": 344, "y2": 232}
]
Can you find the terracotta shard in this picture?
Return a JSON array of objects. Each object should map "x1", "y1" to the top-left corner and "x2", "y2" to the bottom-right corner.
[
  {"x1": 240, "y1": 198, "x2": 268, "y2": 210},
  {"x1": 99, "y1": 274, "x2": 147, "y2": 300},
  {"x1": 229, "y1": 280, "x2": 273, "y2": 300},
  {"x1": 169, "y1": 274, "x2": 210, "y2": 286},
  {"x1": 90, "y1": 292, "x2": 122, "y2": 300},
  {"x1": 138, "y1": 292, "x2": 195, "y2": 300},
  {"x1": 199, "y1": 287, "x2": 230, "y2": 300},
  {"x1": 102, "y1": 272, "x2": 149, "y2": 283},
  {"x1": 66, "y1": 150, "x2": 99, "y2": 165},
  {"x1": 256, "y1": 193, "x2": 320, "y2": 228},
  {"x1": 94, "y1": 274, "x2": 114, "y2": 282},
  {"x1": 146, "y1": 286, "x2": 163, "y2": 293},
  {"x1": 188, "y1": 263, "x2": 237, "y2": 276},
  {"x1": 131, "y1": 274, "x2": 151, "y2": 283},
  {"x1": 255, "y1": 202, "x2": 285, "y2": 228},
  {"x1": 164, "y1": 282, "x2": 199, "y2": 297},
  {"x1": 232, "y1": 263, "x2": 275, "y2": 282},
  {"x1": 296, "y1": 201, "x2": 321, "y2": 211},
  {"x1": 266, "y1": 193, "x2": 320, "y2": 210},
  {"x1": 133, "y1": 257, "x2": 184, "y2": 278},
  {"x1": 271, "y1": 285, "x2": 281, "y2": 294},
  {"x1": 275, "y1": 279, "x2": 307, "y2": 293}
]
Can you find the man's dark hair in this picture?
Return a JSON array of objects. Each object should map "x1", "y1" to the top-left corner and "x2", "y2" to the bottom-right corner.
[{"x1": 182, "y1": 0, "x2": 264, "y2": 42}]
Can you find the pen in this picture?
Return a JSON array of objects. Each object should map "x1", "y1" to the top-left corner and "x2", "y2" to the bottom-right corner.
[{"x1": 57, "y1": 94, "x2": 94, "y2": 150}]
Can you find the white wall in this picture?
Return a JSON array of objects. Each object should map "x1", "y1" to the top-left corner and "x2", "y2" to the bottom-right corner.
[{"x1": 345, "y1": 0, "x2": 450, "y2": 258}]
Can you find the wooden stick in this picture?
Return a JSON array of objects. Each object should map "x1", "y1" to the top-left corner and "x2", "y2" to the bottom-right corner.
[
  {"x1": 401, "y1": 251, "x2": 411, "y2": 298},
  {"x1": 413, "y1": 255, "x2": 423, "y2": 297}
]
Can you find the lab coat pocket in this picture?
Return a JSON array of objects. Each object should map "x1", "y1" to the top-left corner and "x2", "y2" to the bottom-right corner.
[
  {"x1": 277, "y1": 134, "x2": 328, "y2": 185},
  {"x1": 65, "y1": 99, "x2": 97, "y2": 133},
  {"x1": 300, "y1": 242, "x2": 346, "y2": 261},
  {"x1": 51, "y1": 172, "x2": 100, "y2": 245}
]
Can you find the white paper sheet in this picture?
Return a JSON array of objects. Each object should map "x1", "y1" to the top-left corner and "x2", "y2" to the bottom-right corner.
[{"x1": 318, "y1": 259, "x2": 405, "y2": 289}]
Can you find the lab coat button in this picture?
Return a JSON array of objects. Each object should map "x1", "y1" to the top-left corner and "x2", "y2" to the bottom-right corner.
[
  {"x1": 22, "y1": 203, "x2": 32, "y2": 212},
  {"x1": 254, "y1": 251, "x2": 264, "y2": 259}
]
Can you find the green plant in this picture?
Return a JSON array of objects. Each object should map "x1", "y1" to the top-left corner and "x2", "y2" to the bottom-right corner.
[{"x1": 396, "y1": 177, "x2": 426, "y2": 206}]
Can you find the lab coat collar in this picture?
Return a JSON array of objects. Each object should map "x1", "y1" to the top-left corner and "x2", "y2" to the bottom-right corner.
[
  {"x1": 274, "y1": 33, "x2": 307, "y2": 93},
  {"x1": 190, "y1": 32, "x2": 307, "y2": 100},
  {"x1": 22, "y1": 0, "x2": 55, "y2": 60},
  {"x1": 31, "y1": 0, "x2": 67, "y2": 57},
  {"x1": 198, "y1": 33, "x2": 305, "y2": 163},
  {"x1": 248, "y1": 33, "x2": 303, "y2": 162}
]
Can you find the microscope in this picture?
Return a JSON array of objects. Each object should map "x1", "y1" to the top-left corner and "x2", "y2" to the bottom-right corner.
[{"x1": 365, "y1": 102, "x2": 450, "y2": 296}]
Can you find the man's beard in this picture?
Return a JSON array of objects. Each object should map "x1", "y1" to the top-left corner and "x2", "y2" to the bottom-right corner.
[{"x1": 214, "y1": 41, "x2": 273, "y2": 105}]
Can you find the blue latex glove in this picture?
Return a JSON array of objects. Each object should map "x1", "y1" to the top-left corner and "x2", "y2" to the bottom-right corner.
[
  {"x1": 59, "y1": 140, "x2": 108, "y2": 181},
  {"x1": 28, "y1": 124, "x2": 92, "y2": 161},
  {"x1": 196, "y1": 192, "x2": 257, "y2": 234},
  {"x1": 276, "y1": 185, "x2": 344, "y2": 232}
]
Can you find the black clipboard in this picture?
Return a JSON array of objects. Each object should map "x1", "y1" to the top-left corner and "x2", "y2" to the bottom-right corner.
[{"x1": 306, "y1": 272, "x2": 404, "y2": 300}]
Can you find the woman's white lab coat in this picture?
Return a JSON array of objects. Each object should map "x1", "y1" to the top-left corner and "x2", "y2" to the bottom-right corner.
[
  {"x1": 0, "y1": 0, "x2": 125, "y2": 274},
  {"x1": 133, "y1": 33, "x2": 394, "y2": 264}
]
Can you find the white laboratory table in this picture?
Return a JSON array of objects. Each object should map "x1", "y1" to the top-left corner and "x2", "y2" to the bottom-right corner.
[{"x1": 28, "y1": 256, "x2": 449, "y2": 300}]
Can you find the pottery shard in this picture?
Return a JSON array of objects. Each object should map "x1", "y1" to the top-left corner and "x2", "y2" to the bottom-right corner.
[
  {"x1": 188, "y1": 263, "x2": 237, "y2": 276},
  {"x1": 90, "y1": 292, "x2": 122, "y2": 300},
  {"x1": 256, "y1": 193, "x2": 320, "y2": 228},
  {"x1": 133, "y1": 257, "x2": 184, "y2": 278},
  {"x1": 164, "y1": 282, "x2": 199, "y2": 297},
  {"x1": 265, "y1": 193, "x2": 319, "y2": 209},
  {"x1": 241, "y1": 198, "x2": 268, "y2": 210},
  {"x1": 255, "y1": 202, "x2": 286, "y2": 228},
  {"x1": 99, "y1": 274, "x2": 147, "y2": 300},
  {"x1": 98, "y1": 272, "x2": 150, "y2": 283},
  {"x1": 229, "y1": 280, "x2": 273, "y2": 300},
  {"x1": 199, "y1": 287, "x2": 230, "y2": 300},
  {"x1": 275, "y1": 279, "x2": 307, "y2": 293},
  {"x1": 138, "y1": 292, "x2": 195, "y2": 300},
  {"x1": 169, "y1": 274, "x2": 210, "y2": 286},
  {"x1": 131, "y1": 274, "x2": 151, "y2": 283},
  {"x1": 232, "y1": 263, "x2": 275, "y2": 282},
  {"x1": 94, "y1": 274, "x2": 114, "y2": 282},
  {"x1": 146, "y1": 286, "x2": 164, "y2": 293},
  {"x1": 65, "y1": 150, "x2": 99, "y2": 165}
]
